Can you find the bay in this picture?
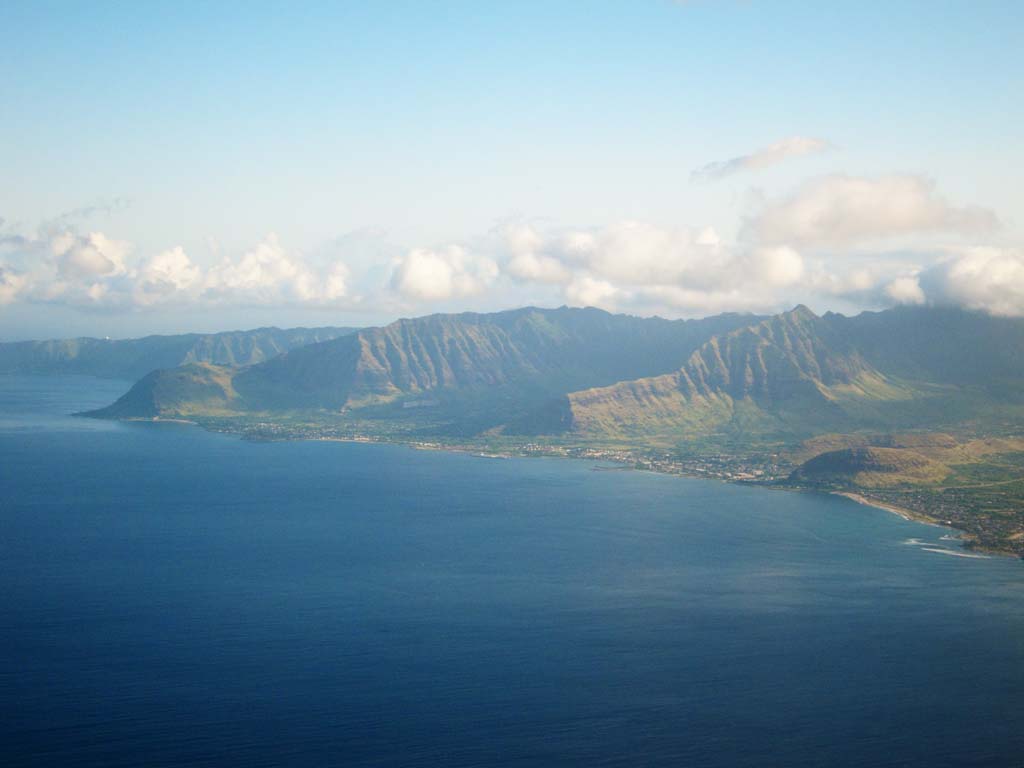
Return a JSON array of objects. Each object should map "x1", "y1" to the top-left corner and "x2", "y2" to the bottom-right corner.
[{"x1": 2, "y1": 375, "x2": 1023, "y2": 767}]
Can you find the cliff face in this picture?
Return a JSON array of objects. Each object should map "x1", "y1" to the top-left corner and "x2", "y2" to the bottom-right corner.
[
  {"x1": 85, "y1": 306, "x2": 761, "y2": 421},
  {"x1": 567, "y1": 306, "x2": 875, "y2": 438},
  {"x1": 86, "y1": 304, "x2": 1024, "y2": 443},
  {"x1": 213, "y1": 306, "x2": 760, "y2": 411}
]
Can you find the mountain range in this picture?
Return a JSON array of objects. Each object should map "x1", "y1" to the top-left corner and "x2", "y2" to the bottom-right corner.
[
  {"x1": 79, "y1": 304, "x2": 1024, "y2": 446},
  {"x1": 87, "y1": 307, "x2": 760, "y2": 434},
  {"x1": 0, "y1": 326, "x2": 357, "y2": 380},
  {"x1": 8, "y1": 303, "x2": 1024, "y2": 552},
  {"x1": 566, "y1": 304, "x2": 1024, "y2": 445}
]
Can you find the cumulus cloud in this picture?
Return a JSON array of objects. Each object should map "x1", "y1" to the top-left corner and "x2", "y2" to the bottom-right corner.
[
  {"x1": 0, "y1": 226, "x2": 357, "y2": 311},
  {"x1": 51, "y1": 231, "x2": 129, "y2": 281},
  {"x1": 917, "y1": 248, "x2": 1024, "y2": 316},
  {"x1": 565, "y1": 276, "x2": 619, "y2": 307},
  {"x1": 0, "y1": 266, "x2": 28, "y2": 305},
  {"x1": 562, "y1": 221, "x2": 721, "y2": 286},
  {"x1": 2, "y1": 174, "x2": 1019, "y2": 322},
  {"x1": 746, "y1": 246, "x2": 804, "y2": 287},
  {"x1": 205, "y1": 234, "x2": 326, "y2": 305},
  {"x1": 499, "y1": 222, "x2": 572, "y2": 284},
  {"x1": 692, "y1": 136, "x2": 831, "y2": 183},
  {"x1": 884, "y1": 275, "x2": 926, "y2": 306},
  {"x1": 133, "y1": 246, "x2": 203, "y2": 306},
  {"x1": 390, "y1": 245, "x2": 498, "y2": 302},
  {"x1": 495, "y1": 220, "x2": 737, "y2": 293},
  {"x1": 193, "y1": 234, "x2": 355, "y2": 306},
  {"x1": 748, "y1": 174, "x2": 998, "y2": 247},
  {"x1": 446, "y1": 219, "x2": 811, "y2": 314}
]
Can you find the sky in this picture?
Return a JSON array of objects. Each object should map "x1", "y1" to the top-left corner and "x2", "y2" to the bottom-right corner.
[{"x1": 1, "y1": 0, "x2": 1022, "y2": 340}]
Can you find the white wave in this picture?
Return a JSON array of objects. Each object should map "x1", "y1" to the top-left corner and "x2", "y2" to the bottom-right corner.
[{"x1": 920, "y1": 547, "x2": 989, "y2": 559}]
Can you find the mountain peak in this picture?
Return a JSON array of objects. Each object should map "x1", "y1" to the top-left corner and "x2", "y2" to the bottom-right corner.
[{"x1": 786, "y1": 304, "x2": 818, "y2": 321}]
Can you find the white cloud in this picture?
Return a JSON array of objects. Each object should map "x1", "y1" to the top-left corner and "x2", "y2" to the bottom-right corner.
[
  {"x1": 499, "y1": 222, "x2": 572, "y2": 284},
  {"x1": 201, "y1": 234, "x2": 353, "y2": 306},
  {"x1": 133, "y1": 246, "x2": 202, "y2": 306},
  {"x1": 1, "y1": 178, "x2": 1019, "y2": 322},
  {"x1": 0, "y1": 266, "x2": 28, "y2": 305},
  {"x1": 563, "y1": 221, "x2": 717, "y2": 285},
  {"x1": 380, "y1": 220, "x2": 805, "y2": 315},
  {"x1": 749, "y1": 174, "x2": 998, "y2": 247},
  {"x1": 918, "y1": 248, "x2": 1024, "y2": 316},
  {"x1": 630, "y1": 284, "x2": 768, "y2": 315},
  {"x1": 205, "y1": 234, "x2": 311, "y2": 304},
  {"x1": 692, "y1": 136, "x2": 831, "y2": 182},
  {"x1": 0, "y1": 226, "x2": 357, "y2": 311},
  {"x1": 495, "y1": 220, "x2": 735, "y2": 292},
  {"x1": 51, "y1": 231, "x2": 129, "y2": 281},
  {"x1": 514, "y1": 221, "x2": 808, "y2": 313},
  {"x1": 884, "y1": 275, "x2": 926, "y2": 305},
  {"x1": 323, "y1": 262, "x2": 351, "y2": 302},
  {"x1": 565, "y1": 276, "x2": 618, "y2": 308},
  {"x1": 746, "y1": 246, "x2": 804, "y2": 287},
  {"x1": 390, "y1": 245, "x2": 498, "y2": 302}
]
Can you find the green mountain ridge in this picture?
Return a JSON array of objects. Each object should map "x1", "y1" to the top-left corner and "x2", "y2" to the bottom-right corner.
[
  {"x1": 87, "y1": 307, "x2": 762, "y2": 430},
  {"x1": 567, "y1": 306, "x2": 900, "y2": 441},
  {"x1": 86, "y1": 304, "x2": 1024, "y2": 447}
]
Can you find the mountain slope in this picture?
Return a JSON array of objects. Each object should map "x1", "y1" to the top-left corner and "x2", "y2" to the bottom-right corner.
[
  {"x1": 94, "y1": 363, "x2": 238, "y2": 419},
  {"x1": 87, "y1": 304, "x2": 1024, "y2": 443},
  {"x1": 566, "y1": 306, "x2": 907, "y2": 441},
  {"x1": 234, "y1": 307, "x2": 757, "y2": 409},
  {"x1": 0, "y1": 326, "x2": 358, "y2": 380},
  {"x1": 823, "y1": 306, "x2": 1024, "y2": 387},
  {"x1": 88, "y1": 307, "x2": 762, "y2": 428},
  {"x1": 789, "y1": 446, "x2": 949, "y2": 488}
]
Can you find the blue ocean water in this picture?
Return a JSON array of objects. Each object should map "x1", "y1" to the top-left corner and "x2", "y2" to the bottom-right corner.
[{"x1": 1, "y1": 375, "x2": 1023, "y2": 767}]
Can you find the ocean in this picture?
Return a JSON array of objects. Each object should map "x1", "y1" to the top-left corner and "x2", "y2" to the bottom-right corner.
[{"x1": 2, "y1": 375, "x2": 1023, "y2": 767}]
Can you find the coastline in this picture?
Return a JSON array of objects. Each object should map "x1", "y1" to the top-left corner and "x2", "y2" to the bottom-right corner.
[
  {"x1": 830, "y1": 490, "x2": 1020, "y2": 559},
  {"x1": 96, "y1": 413, "x2": 1024, "y2": 561},
  {"x1": 830, "y1": 491, "x2": 945, "y2": 527}
]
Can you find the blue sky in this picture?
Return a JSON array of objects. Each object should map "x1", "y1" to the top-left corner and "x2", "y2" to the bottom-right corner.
[{"x1": 1, "y1": 0, "x2": 1022, "y2": 339}]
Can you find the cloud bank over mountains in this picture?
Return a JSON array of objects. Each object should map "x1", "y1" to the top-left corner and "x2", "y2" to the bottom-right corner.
[
  {"x1": 748, "y1": 174, "x2": 998, "y2": 246},
  {"x1": 1, "y1": 168, "x2": 1020, "y2": 320},
  {"x1": 0, "y1": 231, "x2": 354, "y2": 312}
]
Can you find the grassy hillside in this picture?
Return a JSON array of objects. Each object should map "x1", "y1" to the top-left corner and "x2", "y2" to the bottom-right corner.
[
  {"x1": 90, "y1": 363, "x2": 239, "y2": 418},
  {"x1": 789, "y1": 446, "x2": 950, "y2": 488}
]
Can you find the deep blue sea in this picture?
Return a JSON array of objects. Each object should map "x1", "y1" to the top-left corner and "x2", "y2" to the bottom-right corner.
[{"x1": 2, "y1": 375, "x2": 1024, "y2": 767}]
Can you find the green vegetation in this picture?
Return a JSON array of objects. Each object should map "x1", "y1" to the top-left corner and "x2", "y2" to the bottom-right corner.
[
  {"x1": 78, "y1": 303, "x2": 1024, "y2": 557},
  {"x1": 789, "y1": 446, "x2": 949, "y2": 488}
]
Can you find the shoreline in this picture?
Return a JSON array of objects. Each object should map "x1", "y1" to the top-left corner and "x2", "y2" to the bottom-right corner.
[
  {"x1": 103, "y1": 415, "x2": 1024, "y2": 561},
  {"x1": 830, "y1": 491, "x2": 946, "y2": 527},
  {"x1": 830, "y1": 490, "x2": 1020, "y2": 559}
]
